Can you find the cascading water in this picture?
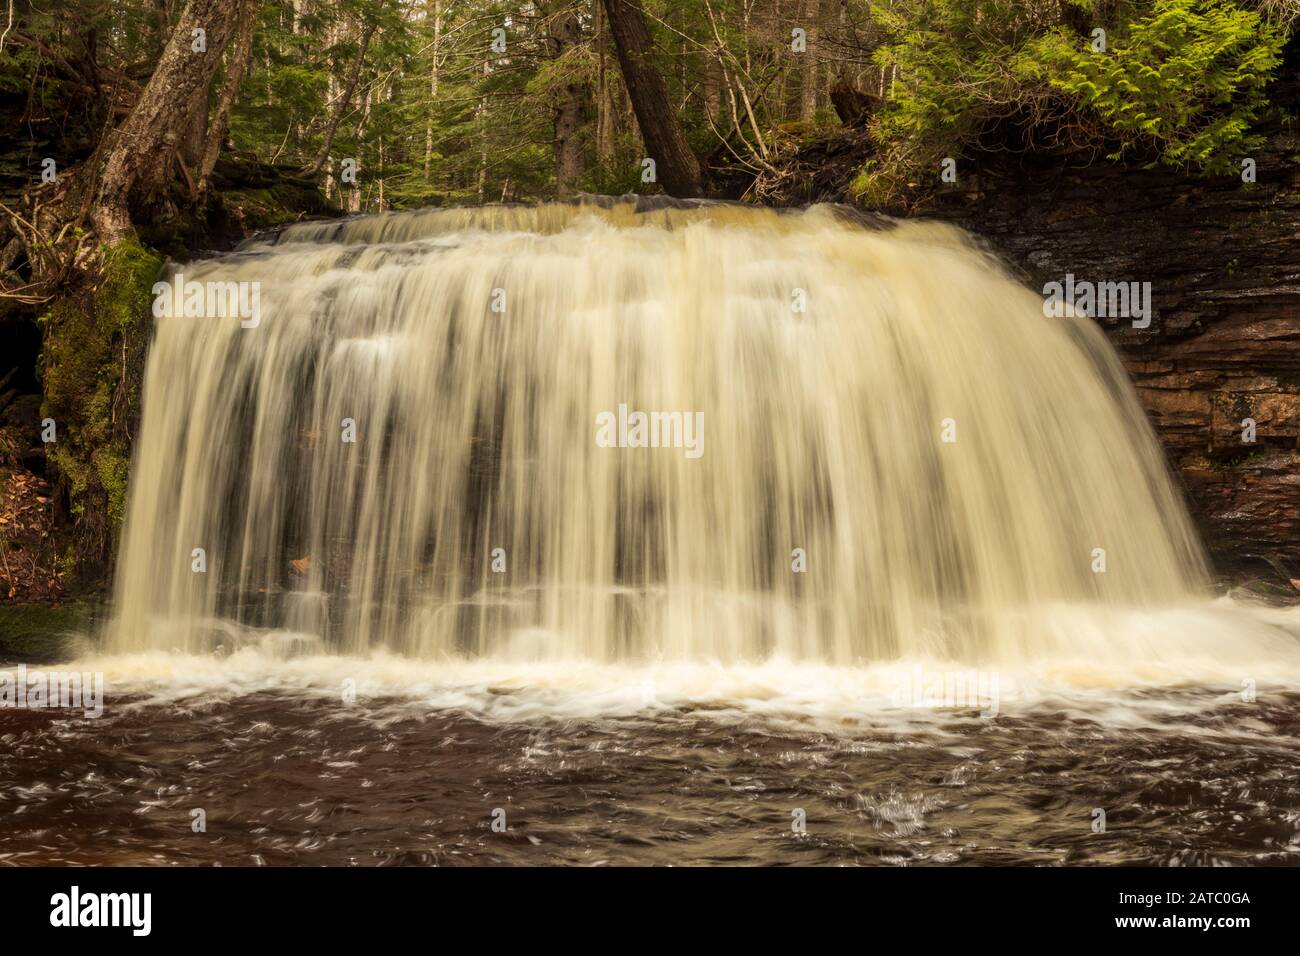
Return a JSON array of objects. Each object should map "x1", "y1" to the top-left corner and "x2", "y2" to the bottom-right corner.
[{"x1": 105, "y1": 198, "x2": 1290, "y2": 674}]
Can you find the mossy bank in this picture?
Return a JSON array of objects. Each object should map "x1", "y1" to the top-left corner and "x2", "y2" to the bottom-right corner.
[
  {"x1": 0, "y1": 603, "x2": 95, "y2": 663},
  {"x1": 39, "y1": 239, "x2": 162, "y2": 586}
]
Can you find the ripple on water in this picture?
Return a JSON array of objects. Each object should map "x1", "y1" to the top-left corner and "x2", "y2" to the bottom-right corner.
[{"x1": 1, "y1": 660, "x2": 1299, "y2": 865}]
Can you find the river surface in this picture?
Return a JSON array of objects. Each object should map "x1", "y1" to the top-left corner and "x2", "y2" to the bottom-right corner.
[{"x1": 3, "y1": 651, "x2": 1299, "y2": 866}]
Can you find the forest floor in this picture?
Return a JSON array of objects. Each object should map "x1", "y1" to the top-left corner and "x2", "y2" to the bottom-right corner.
[{"x1": 0, "y1": 426, "x2": 66, "y2": 606}]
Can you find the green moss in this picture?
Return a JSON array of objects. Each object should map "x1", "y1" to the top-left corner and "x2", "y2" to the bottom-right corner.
[
  {"x1": 38, "y1": 238, "x2": 162, "y2": 586},
  {"x1": 99, "y1": 239, "x2": 163, "y2": 334},
  {"x1": 849, "y1": 162, "x2": 906, "y2": 210},
  {"x1": 223, "y1": 179, "x2": 337, "y2": 231},
  {"x1": 93, "y1": 447, "x2": 131, "y2": 529},
  {"x1": 0, "y1": 603, "x2": 94, "y2": 662}
]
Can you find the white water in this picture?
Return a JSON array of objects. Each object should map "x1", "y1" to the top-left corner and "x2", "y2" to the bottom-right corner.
[{"x1": 99, "y1": 199, "x2": 1300, "y2": 712}]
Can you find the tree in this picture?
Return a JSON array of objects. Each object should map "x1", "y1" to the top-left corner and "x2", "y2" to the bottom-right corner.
[
  {"x1": 198, "y1": 0, "x2": 259, "y2": 192},
  {"x1": 300, "y1": 13, "x2": 380, "y2": 178},
  {"x1": 799, "y1": 0, "x2": 820, "y2": 122},
  {"x1": 93, "y1": 0, "x2": 252, "y2": 244},
  {"x1": 547, "y1": 5, "x2": 587, "y2": 195},
  {"x1": 601, "y1": 0, "x2": 702, "y2": 197}
]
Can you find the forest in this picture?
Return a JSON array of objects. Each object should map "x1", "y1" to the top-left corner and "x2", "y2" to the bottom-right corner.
[{"x1": 2, "y1": 1, "x2": 1293, "y2": 219}]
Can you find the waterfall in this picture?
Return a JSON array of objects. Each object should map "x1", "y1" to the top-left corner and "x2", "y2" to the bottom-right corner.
[{"x1": 108, "y1": 199, "x2": 1219, "y2": 666}]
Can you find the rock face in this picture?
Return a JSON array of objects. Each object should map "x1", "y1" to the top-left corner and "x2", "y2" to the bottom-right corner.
[{"x1": 922, "y1": 134, "x2": 1300, "y2": 583}]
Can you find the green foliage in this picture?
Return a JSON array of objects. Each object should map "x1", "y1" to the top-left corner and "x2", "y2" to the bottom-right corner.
[
  {"x1": 224, "y1": 1, "x2": 574, "y2": 207},
  {"x1": 859, "y1": 0, "x2": 1287, "y2": 205},
  {"x1": 220, "y1": 0, "x2": 837, "y2": 206},
  {"x1": 1044, "y1": 0, "x2": 1283, "y2": 172},
  {"x1": 861, "y1": 0, "x2": 1091, "y2": 203},
  {"x1": 40, "y1": 239, "x2": 162, "y2": 569},
  {"x1": 1, "y1": 0, "x2": 1291, "y2": 213}
]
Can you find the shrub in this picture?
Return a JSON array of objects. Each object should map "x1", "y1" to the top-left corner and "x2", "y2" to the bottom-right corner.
[{"x1": 855, "y1": 0, "x2": 1287, "y2": 206}]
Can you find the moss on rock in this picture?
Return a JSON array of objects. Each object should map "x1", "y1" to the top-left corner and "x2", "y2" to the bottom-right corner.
[
  {"x1": 39, "y1": 238, "x2": 162, "y2": 587},
  {"x1": 0, "y1": 603, "x2": 94, "y2": 662},
  {"x1": 209, "y1": 154, "x2": 340, "y2": 236}
]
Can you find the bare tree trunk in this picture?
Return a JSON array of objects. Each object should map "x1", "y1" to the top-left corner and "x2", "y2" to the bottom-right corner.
[
  {"x1": 179, "y1": 81, "x2": 209, "y2": 171},
  {"x1": 594, "y1": 0, "x2": 615, "y2": 170},
  {"x1": 198, "y1": 0, "x2": 258, "y2": 192},
  {"x1": 704, "y1": 57, "x2": 722, "y2": 126},
  {"x1": 93, "y1": 0, "x2": 245, "y2": 244},
  {"x1": 800, "y1": 0, "x2": 820, "y2": 123},
  {"x1": 549, "y1": 6, "x2": 586, "y2": 195},
  {"x1": 423, "y1": 0, "x2": 443, "y2": 183},
  {"x1": 476, "y1": 59, "x2": 488, "y2": 202},
  {"x1": 600, "y1": 0, "x2": 701, "y2": 197},
  {"x1": 300, "y1": 15, "x2": 378, "y2": 178}
]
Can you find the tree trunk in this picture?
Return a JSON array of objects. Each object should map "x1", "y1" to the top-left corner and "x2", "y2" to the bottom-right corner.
[
  {"x1": 179, "y1": 81, "x2": 210, "y2": 171},
  {"x1": 423, "y1": 0, "x2": 443, "y2": 183},
  {"x1": 600, "y1": 0, "x2": 701, "y2": 197},
  {"x1": 799, "y1": 0, "x2": 820, "y2": 123},
  {"x1": 595, "y1": 0, "x2": 615, "y2": 171},
  {"x1": 300, "y1": 16, "x2": 378, "y2": 178},
  {"x1": 703, "y1": 57, "x2": 722, "y2": 127},
  {"x1": 198, "y1": 0, "x2": 258, "y2": 192},
  {"x1": 349, "y1": 86, "x2": 372, "y2": 210},
  {"x1": 476, "y1": 58, "x2": 489, "y2": 202},
  {"x1": 92, "y1": 0, "x2": 245, "y2": 244},
  {"x1": 549, "y1": 7, "x2": 586, "y2": 195}
]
